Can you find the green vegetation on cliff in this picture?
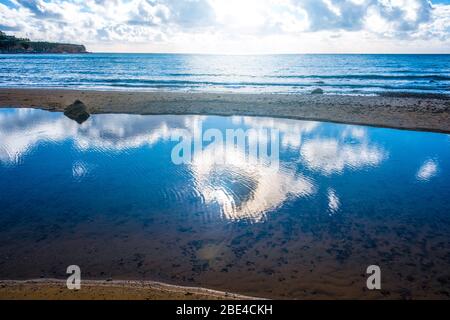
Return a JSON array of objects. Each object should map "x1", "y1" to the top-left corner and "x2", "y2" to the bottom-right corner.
[{"x1": 0, "y1": 31, "x2": 87, "y2": 54}]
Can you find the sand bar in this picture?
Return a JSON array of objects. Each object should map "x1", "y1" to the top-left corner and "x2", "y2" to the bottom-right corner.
[
  {"x1": 0, "y1": 279, "x2": 261, "y2": 300},
  {"x1": 0, "y1": 88, "x2": 449, "y2": 133}
]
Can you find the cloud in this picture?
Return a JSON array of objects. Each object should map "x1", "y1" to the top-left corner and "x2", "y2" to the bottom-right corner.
[
  {"x1": 127, "y1": 2, "x2": 170, "y2": 26},
  {"x1": 416, "y1": 3, "x2": 450, "y2": 40},
  {"x1": 15, "y1": 0, "x2": 63, "y2": 19},
  {"x1": 291, "y1": 0, "x2": 433, "y2": 36},
  {"x1": 0, "y1": 23, "x2": 21, "y2": 31},
  {"x1": 0, "y1": 0, "x2": 448, "y2": 52},
  {"x1": 165, "y1": 0, "x2": 217, "y2": 28},
  {"x1": 297, "y1": 0, "x2": 368, "y2": 31}
]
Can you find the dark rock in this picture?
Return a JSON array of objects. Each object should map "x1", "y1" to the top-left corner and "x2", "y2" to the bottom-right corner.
[
  {"x1": 64, "y1": 100, "x2": 90, "y2": 124},
  {"x1": 311, "y1": 88, "x2": 324, "y2": 94}
]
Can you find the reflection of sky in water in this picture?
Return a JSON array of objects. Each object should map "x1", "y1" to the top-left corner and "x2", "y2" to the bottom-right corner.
[
  {"x1": 0, "y1": 108, "x2": 449, "y2": 223},
  {"x1": 416, "y1": 159, "x2": 438, "y2": 182}
]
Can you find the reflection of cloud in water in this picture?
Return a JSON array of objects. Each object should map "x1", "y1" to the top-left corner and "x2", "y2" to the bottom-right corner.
[
  {"x1": 300, "y1": 138, "x2": 386, "y2": 175},
  {"x1": 72, "y1": 161, "x2": 90, "y2": 181},
  {"x1": 327, "y1": 188, "x2": 340, "y2": 215},
  {"x1": 0, "y1": 110, "x2": 190, "y2": 164},
  {"x1": 341, "y1": 126, "x2": 366, "y2": 140},
  {"x1": 0, "y1": 109, "x2": 390, "y2": 222},
  {"x1": 0, "y1": 109, "x2": 78, "y2": 164},
  {"x1": 416, "y1": 159, "x2": 438, "y2": 181},
  {"x1": 75, "y1": 114, "x2": 176, "y2": 151},
  {"x1": 191, "y1": 140, "x2": 315, "y2": 222}
]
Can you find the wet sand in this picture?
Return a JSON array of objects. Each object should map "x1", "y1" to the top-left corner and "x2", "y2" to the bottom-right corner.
[
  {"x1": 0, "y1": 279, "x2": 259, "y2": 300},
  {"x1": 0, "y1": 88, "x2": 449, "y2": 133}
]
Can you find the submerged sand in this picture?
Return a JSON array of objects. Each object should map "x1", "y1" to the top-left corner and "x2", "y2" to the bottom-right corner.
[
  {"x1": 0, "y1": 279, "x2": 259, "y2": 300},
  {"x1": 0, "y1": 88, "x2": 449, "y2": 133}
]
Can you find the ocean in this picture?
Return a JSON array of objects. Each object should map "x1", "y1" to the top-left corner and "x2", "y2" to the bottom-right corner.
[{"x1": 1, "y1": 54, "x2": 449, "y2": 95}]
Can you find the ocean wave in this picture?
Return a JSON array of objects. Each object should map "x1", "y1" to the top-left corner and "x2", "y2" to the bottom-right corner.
[
  {"x1": 3, "y1": 79, "x2": 448, "y2": 93},
  {"x1": 274, "y1": 74, "x2": 450, "y2": 81},
  {"x1": 164, "y1": 73, "x2": 450, "y2": 81},
  {"x1": 85, "y1": 78, "x2": 447, "y2": 91}
]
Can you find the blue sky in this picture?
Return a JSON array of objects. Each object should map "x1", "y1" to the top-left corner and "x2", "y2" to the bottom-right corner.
[{"x1": 1, "y1": 0, "x2": 449, "y2": 53}]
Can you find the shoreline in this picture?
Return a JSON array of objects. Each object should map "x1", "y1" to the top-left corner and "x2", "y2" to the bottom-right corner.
[
  {"x1": 0, "y1": 279, "x2": 262, "y2": 300},
  {"x1": 0, "y1": 88, "x2": 449, "y2": 133}
]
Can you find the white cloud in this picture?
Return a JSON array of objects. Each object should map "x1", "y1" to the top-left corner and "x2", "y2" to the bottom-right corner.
[{"x1": 0, "y1": 1, "x2": 448, "y2": 53}]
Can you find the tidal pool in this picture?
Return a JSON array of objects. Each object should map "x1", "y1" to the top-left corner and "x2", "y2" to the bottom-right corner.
[{"x1": 0, "y1": 108, "x2": 449, "y2": 299}]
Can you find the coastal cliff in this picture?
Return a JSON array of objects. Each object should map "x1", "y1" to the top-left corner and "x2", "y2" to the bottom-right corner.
[{"x1": 0, "y1": 31, "x2": 87, "y2": 54}]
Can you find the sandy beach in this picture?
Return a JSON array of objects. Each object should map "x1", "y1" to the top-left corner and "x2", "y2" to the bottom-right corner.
[
  {"x1": 0, "y1": 88, "x2": 449, "y2": 133},
  {"x1": 0, "y1": 279, "x2": 260, "y2": 300}
]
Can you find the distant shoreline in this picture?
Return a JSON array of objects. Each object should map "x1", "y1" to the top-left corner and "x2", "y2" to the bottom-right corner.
[
  {"x1": 0, "y1": 52, "x2": 91, "y2": 55},
  {"x1": 0, "y1": 88, "x2": 449, "y2": 133},
  {"x1": 0, "y1": 279, "x2": 260, "y2": 300},
  {"x1": 0, "y1": 31, "x2": 87, "y2": 54}
]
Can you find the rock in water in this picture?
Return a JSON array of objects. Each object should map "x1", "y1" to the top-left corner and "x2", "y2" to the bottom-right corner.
[
  {"x1": 311, "y1": 88, "x2": 324, "y2": 94},
  {"x1": 64, "y1": 100, "x2": 90, "y2": 124}
]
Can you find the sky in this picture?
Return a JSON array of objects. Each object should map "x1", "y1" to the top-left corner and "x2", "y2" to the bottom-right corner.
[{"x1": 0, "y1": 0, "x2": 449, "y2": 53}]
